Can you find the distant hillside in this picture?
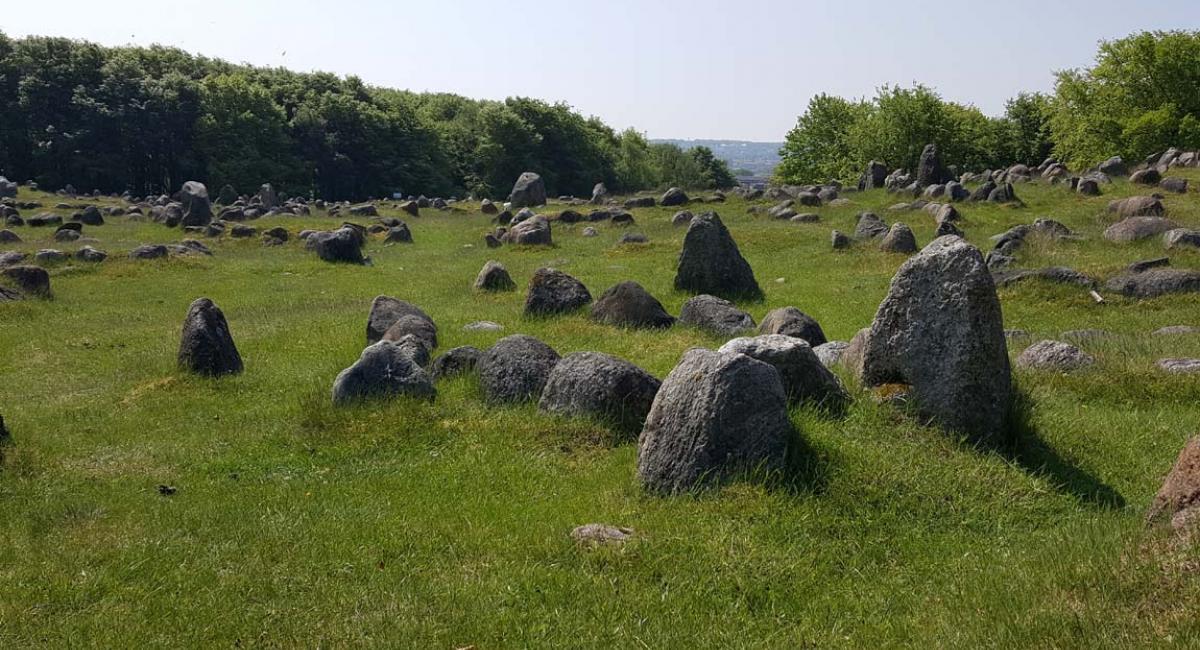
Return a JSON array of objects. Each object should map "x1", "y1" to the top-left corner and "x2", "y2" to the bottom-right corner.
[{"x1": 652, "y1": 139, "x2": 782, "y2": 177}]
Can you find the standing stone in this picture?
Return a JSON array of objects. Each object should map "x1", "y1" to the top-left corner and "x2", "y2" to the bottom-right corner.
[
  {"x1": 674, "y1": 212, "x2": 762, "y2": 300},
  {"x1": 590, "y1": 281, "x2": 675, "y2": 329},
  {"x1": 258, "y1": 183, "x2": 278, "y2": 209},
  {"x1": 477, "y1": 334, "x2": 560, "y2": 403},
  {"x1": 860, "y1": 236, "x2": 1012, "y2": 443},
  {"x1": 861, "y1": 161, "x2": 888, "y2": 190},
  {"x1": 537, "y1": 351, "x2": 662, "y2": 434},
  {"x1": 180, "y1": 181, "x2": 213, "y2": 227},
  {"x1": 474, "y1": 260, "x2": 516, "y2": 291},
  {"x1": 524, "y1": 268, "x2": 591, "y2": 315},
  {"x1": 331, "y1": 341, "x2": 436, "y2": 405},
  {"x1": 916, "y1": 144, "x2": 944, "y2": 187},
  {"x1": 217, "y1": 184, "x2": 238, "y2": 205},
  {"x1": 758, "y1": 307, "x2": 827, "y2": 346},
  {"x1": 591, "y1": 183, "x2": 608, "y2": 205},
  {"x1": 177, "y1": 298, "x2": 243, "y2": 376},
  {"x1": 636, "y1": 348, "x2": 792, "y2": 494},
  {"x1": 509, "y1": 172, "x2": 547, "y2": 208}
]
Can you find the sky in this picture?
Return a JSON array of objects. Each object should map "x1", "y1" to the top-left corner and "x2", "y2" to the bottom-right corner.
[{"x1": 6, "y1": 0, "x2": 1200, "y2": 142}]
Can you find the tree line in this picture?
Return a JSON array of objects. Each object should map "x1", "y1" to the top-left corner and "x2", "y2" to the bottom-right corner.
[
  {"x1": 776, "y1": 30, "x2": 1200, "y2": 185},
  {"x1": 0, "y1": 33, "x2": 734, "y2": 201}
]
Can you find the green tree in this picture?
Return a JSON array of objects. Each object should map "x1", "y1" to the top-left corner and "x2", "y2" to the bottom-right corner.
[
  {"x1": 195, "y1": 74, "x2": 299, "y2": 195},
  {"x1": 776, "y1": 94, "x2": 867, "y2": 184}
]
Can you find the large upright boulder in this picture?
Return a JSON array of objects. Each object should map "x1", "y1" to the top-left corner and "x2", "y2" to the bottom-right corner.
[
  {"x1": 590, "y1": 281, "x2": 674, "y2": 329},
  {"x1": 636, "y1": 348, "x2": 792, "y2": 494},
  {"x1": 674, "y1": 212, "x2": 762, "y2": 300},
  {"x1": 477, "y1": 334, "x2": 560, "y2": 403},
  {"x1": 915, "y1": 144, "x2": 945, "y2": 187},
  {"x1": 537, "y1": 351, "x2": 662, "y2": 434},
  {"x1": 590, "y1": 183, "x2": 608, "y2": 205},
  {"x1": 331, "y1": 341, "x2": 436, "y2": 405},
  {"x1": 178, "y1": 298, "x2": 243, "y2": 376},
  {"x1": 860, "y1": 236, "x2": 1012, "y2": 443},
  {"x1": 258, "y1": 183, "x2": 278, "y2": 209},
  {"x1": 525, "y1": 268, "x2": 591, "y2": 316},
  {"x1": 861, "y1": 161, "x2": 888, "y2": 190},
  {"x1": 217, "y1": 184, "x2": 237, "y2": 205},
  {"x1": 179, "y1": 181, "x2": 213, "y2": 227},
  {"x1": 509, "y1": 172, "x2": 547, "y2": 208}
]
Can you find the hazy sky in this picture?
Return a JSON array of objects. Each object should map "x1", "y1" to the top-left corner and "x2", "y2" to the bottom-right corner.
[{"x1": 7, "y1": 1, "x2": 1200, "y2": 141}]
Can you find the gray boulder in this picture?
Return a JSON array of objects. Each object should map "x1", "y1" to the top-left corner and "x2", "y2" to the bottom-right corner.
[
  {"x1": 503, "y1": 215, "x2": 552, "y2": 245},
  {"x1": 311, "y1": 227, "x2": 365, "y2": 263},
  {"x1": 1146, "y1": 436, "x2": 1200, "y2": 529},
  {"x1": 636, "y1": 348, "x2": 792, "y2": 494},
  {"x1": 430, "y1": 346, "x2": 482, "y2": 379},
  {"x1": 478, "y1": 334, "x2": 560, "y2": 403},
  {"x1": 590, "y1": 281, "x2": 674, "y2": 329},
  {"x1": 880, "y1": 223, "x2": 918, "y2": 253},
  {"x1": 860, "y1": 236, "x2": 1012, "y2": 443},
  {"x1": 366, "y1": 296, "x2": 434, "y2": 344},
  {"x1": 718, "y1": 335, "x2": 849, "y2": 412},
  {"x1": 1104, "y1": 217, "x2": 1178, "y2": 243},
  {"x1": 660, "y1": 187, "x2": 689, "y2": 207},
  {"x1": 1108, "y1": 196, "x2": 1165, "y2": 218},
  {"x1": 179, "y1": 181, "x2": 213, "y2": 227},
  {"x1": 509, "y1": 172, "x2": 547, "y2": 208},
  {"x1": 474, "y1": 260, "x2": 516, "y2": 291},
  {"x1": 2, "y1": 265, "x2": 50, "y2": 297},
  {"x1": 381, "y1": 314, "x2": 438, "y2": 354},
  {"x1": 129, "y1": 244, "x2": 169, "y2": 260},
  {"x1": 1105, "y1": 268, "x2": 1200, "y2": 298},
  {"x1": 525, "y1": 267, "x2": 591, "y2": 315},
  {"x1": 758, "y1": 306, "x2": 827, "y2": 346},
  {"x1": 854, "y1": 212, "x2": 888, "y2": 239},
  {"x1": 1164, "y1": 229, "x2": 1200, "y2": 250},
  {"x1": 679, "y1": 294, "x2": 755, "y2": 335},
  {"x1": 178, "y1": 297, "x2": 243, "y2": 376},
  {"x1": 1016, "y1": 340, "x2": 1095, "y2": 372},
  {"x1": 331, "y1": 341, "x2": 436, "y2": 405},
  {"x1": 674, "y1": 212, "x2": 761, "y2": 299},
  {"x1": 538, "y1": 351, "x2": 662, "y2": 434},
  {"x1": 916, "y1": 144, "x2": 945, "y2": 186}
]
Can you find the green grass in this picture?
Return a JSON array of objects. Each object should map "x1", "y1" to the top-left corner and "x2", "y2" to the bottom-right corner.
[{"x1": 2, "y1": 175, "x2": 1200, "y2": 647}]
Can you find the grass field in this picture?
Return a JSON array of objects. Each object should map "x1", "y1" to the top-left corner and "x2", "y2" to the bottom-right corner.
[{"x1": 2, "y1": 174, "x2": 1200, "y2": 647}]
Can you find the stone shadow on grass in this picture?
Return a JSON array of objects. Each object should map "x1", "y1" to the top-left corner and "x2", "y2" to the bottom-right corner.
[{"x1": 989, "y1": 387, "x2": 1125, "y2": 509}]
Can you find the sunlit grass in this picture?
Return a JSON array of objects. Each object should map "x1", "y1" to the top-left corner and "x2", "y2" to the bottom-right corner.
[{"x1": 1, "y1": 174, "x2": 1200, "y2": 646}]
